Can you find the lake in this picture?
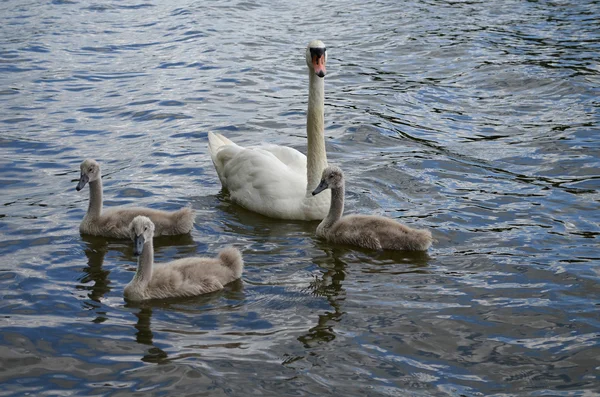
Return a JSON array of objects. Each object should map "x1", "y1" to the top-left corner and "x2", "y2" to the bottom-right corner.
[{"x1": 1, "y1": 0, "x2": 599, "y2": 395}]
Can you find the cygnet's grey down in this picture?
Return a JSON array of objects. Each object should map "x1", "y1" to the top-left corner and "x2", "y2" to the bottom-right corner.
[
  {"x1": 312, "y1": 166, "x2": 433, "y2": 251},
  {"x1": 124, "y1": 216, "x2": 244, "y2": 301},
  {"x1": 76, "y1": 159, "x2": 195, "y2": 238}
]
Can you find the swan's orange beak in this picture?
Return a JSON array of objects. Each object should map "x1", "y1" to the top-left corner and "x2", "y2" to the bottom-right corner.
[{"x1": 312, "y1": 55, "x2": 326, "y2": 78}]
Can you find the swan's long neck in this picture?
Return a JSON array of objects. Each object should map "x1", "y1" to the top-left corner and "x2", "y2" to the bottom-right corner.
[
  {"x1": 318, "y1": 184, "x2": 344, "y2": 234},
  {"x1": 87, "y1": 178, "x2": 103, "y2": 219},
  {"x1": 306, "y1": 73, "x2": 327, "y2": 194},
  {"x1": 134, "y1": 239, "x2": 154, "y2": 288}
]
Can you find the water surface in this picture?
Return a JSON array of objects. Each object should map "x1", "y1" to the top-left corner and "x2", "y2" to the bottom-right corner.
[{"x1": 1, "y1": 0, "x2": 599, "y2": 395}]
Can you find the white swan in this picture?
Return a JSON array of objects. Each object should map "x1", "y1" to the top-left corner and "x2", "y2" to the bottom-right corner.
[
  {"x1": 207, "y1": 39, "x2": 330, "y2": 220},
  {"x1": 312, "y1": 166, "x2": 433, "y2": 251},
  {"x1": 76, "y1": 159, "x2": 195, "y2": 238},
  {"x1": 124, "y1": 216, "x2": 244, "y2": 301}
]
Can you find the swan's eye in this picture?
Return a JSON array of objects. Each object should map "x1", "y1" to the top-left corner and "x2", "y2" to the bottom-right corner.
[
  {"x1": 89, "y1": 168, "x2": 93, "y2": 173},
  {"x1": 144, "y1": 226, "x2": 148, "y2": 231}
]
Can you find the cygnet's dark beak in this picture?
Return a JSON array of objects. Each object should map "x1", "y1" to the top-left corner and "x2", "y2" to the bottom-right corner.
[
  {"x1": 76, "y1": 173, "x2": 89, "y2": 191},
  {"x1": 133, "y1": 235, "x2": 145, "y2": 256},
  {"x1": 312, "y1": 180, "x2": 329, "y2": 196}
]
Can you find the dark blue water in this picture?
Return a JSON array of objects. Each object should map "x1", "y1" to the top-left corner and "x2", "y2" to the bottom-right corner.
[{"x1": 1, "y1": 0, "x2": 599, "y2": 395}]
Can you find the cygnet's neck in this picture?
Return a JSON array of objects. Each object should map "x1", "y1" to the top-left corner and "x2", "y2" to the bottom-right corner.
[
  {"x1": 87, "y1": 178, "x2": 103, "y2": 219},
  {"x1": 306, "y1": 72, "x2": 328, "y2": 195},
  {"x1": 318, "y1": 184, "x2": 345, "y2": 234},
  {"x1": 134, "y1": 239, "x2": 154, "y2": 287}
]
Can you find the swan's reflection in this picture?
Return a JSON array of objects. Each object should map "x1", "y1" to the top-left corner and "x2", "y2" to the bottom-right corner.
[{"x1": 210, "y1": 191, "x2": 319, "y2": 238}]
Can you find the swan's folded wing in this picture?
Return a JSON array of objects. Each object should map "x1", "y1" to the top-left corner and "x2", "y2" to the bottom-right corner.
[
  {"x1": 209, "y1": 132, "x2": 307, "y2": 173},
  {"x1": 257, "y1": 144, "x2": 307, "y2": 173},
  {"x1": 215, "y1": 143, "x2": 306, "y2": 174},
  {"x1": 215, "y1": 145, "x2": 308, "y2": 217},
  {"x1": 223, "y1": 147, "x2": 305, "y2": 191}
]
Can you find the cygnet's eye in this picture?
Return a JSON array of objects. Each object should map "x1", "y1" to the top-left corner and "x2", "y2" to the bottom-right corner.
[
  {"x1": 144, "y1": 226, "x2": 148, "y2": 231},
  {"x1": 89, "y1": 168, "x2": 93, "y2": 173}
]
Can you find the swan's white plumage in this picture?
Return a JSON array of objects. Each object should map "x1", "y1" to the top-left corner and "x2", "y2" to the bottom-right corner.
[
  {"x1": 208, "y1": 134, "x2": 329, "y2": 219},
  {"x1": 207, "y1": 40, "x2": 331, "y2": 221}
]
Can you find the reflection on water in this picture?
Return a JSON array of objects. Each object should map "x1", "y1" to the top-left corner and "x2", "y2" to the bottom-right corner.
[
  {"x1": 131, "y1": 306, "x2": 169, "y2": 364},
  {"x1": 80, "y1": 235, "x2": 112, "y2": 305},
  {"x1": 300, "y1": 252, "x2": 347, "y2": 348},
  {"x1": 123, "y1": 278, "x2": 246, "y2": 364},
  {"x1": 133, "y1": 306, "x2": 154, "y2": 346},
  {"x1": 1, "y1": 0, "x2": 599, "y2": 395}
]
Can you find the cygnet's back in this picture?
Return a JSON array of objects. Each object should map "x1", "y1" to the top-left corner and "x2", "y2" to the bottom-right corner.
[
  {"x1": 327, "y1": 214, "x2": 432, "y2": 251},
  {"x1": 95, "y1": 206, "x2": 194, "y2": 238},
  {"x1": 142, "y1": 248, "x2": 243, "y2": 300}
]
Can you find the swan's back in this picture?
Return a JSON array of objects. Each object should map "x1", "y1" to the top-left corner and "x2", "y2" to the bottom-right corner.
[
  {"x1": 327, "y1": 214, "x2": 432, "y2": 251},
  {"x1": 207, "y1": 133, "x2": 329, "y2": 220},
  {"x1": 141, "y1": 247, "x2": 244, "y2": 300}
]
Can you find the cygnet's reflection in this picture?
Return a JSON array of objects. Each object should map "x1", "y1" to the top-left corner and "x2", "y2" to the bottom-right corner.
[
  {"x1": 297, "y1": 241, "x2": 431, "y2": 348},
  {"x1": 297, "y1": 245, "x2": 348, "y2": 348},
  {"x1": 79, "y1": 234, "x2": 112, "y2": 305},
  {"x1": 128, "y1": 305, "x2": 168, "y2": 363},
  {"x1": 125, "y1": 278, "x2": 245, "y2": 364}
]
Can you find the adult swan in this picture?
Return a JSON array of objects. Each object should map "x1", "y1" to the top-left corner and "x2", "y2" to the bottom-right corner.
[{"x1": 207, "y1": 40, "x2": 330, "y2": 220}]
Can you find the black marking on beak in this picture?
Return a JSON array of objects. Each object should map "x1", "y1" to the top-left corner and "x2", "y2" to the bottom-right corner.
[
  {"x1": 309, "y1": 47, "x2": 326, "y2": 58},
  {"x1": 133, "y1": 234, "x2": 145, "y2": 256},
  {"x1": 76, "y1": 173, "x2": 89, "y2": 191},
  {"x1": 312, "y1": 180, "x2": 329, "y2": 196}
]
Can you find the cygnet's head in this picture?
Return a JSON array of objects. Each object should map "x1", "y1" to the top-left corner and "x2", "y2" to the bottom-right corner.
[
  {"x1": 76, "y1": 159, "x2": 101, "y2": 191},
  {"x1": 312, "y1": 166, "x2": 344, "y2": 196},
  {"x1": 305, "y1": 40, "x2": 327, "y2": 78},
  {"x1": 129, "y1": 216, "x2": 155, "y2": 256}
]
